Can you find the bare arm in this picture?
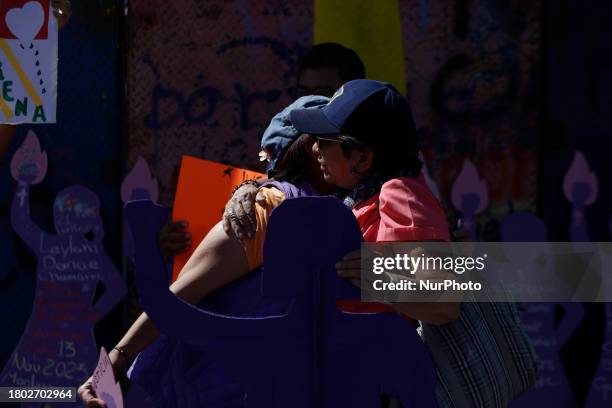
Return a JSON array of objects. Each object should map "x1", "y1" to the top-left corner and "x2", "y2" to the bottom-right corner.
[
  {"x1": 81, "y1": 222, "x2": 249, "y2": 406},
  {"x1": 109, "y1": 222, "x2": 249, "y2": 374}
]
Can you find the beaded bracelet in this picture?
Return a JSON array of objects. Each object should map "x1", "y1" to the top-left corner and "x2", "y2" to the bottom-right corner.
[{"x1": 113, "y1": 346, "x2": 131, "y2": 362}]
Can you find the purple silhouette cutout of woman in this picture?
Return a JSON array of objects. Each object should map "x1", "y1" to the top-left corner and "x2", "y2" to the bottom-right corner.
[
  {"x1": 1, "y1": 134, "x2": 126, "y2": 407},
  {"x1": 504, "y1": 212, "x2": 583, "y2": 408}
]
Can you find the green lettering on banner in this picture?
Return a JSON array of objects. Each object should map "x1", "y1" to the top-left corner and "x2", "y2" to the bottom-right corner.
[
  {"x1": 32, "y1": 105, "x2": 46, "y2": 122},
  {"x1": 2, "y1": 80, "x2": 13, "y2": 101},
  {"x1": 15, "y1": 97, "x2": 28, "y2": 116},
  {"x1": 0, "y1": 61, "x2": 4, "y2": 81}
]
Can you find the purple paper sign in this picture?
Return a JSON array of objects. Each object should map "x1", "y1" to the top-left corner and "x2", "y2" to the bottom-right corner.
[
  {"x1": 1, "y1": 133, "x2": 126, "y2": 405},
  {"x1": 91, "y1": 347, "x2": 123, "y2": 408},
  {"x1": 451, "y1": 159, "x2": 488, "y2": 240},
  {"x1": 126, "y1": 197, "x2": 437, "y2": 407}
]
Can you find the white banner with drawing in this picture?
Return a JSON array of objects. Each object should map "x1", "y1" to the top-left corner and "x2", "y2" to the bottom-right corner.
[{"x1": 0, "y1": 0, "x2": 57, "y2": 124}]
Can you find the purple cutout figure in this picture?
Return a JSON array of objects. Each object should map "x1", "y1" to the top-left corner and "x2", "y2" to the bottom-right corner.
[
  {"x1": 562, "y1": 152, "x2": 612, "y2": 408},
  {"x1": 503, "y1": 212, "x2": 583, "y2": 408},
  {"x1": 126, "y1": 197, "x2": 438, "y2": 407},
  {"x1": 1, "y1": 132, "x2": 126, "y2": 407},
  {"x1": 560, "y1": 151, "x2": 612, "y2": 407}
]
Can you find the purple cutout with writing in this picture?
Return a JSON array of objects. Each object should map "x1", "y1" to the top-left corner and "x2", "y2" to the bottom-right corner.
[
  {"x1": 561, "y1": 152, "x2": 612, "y2": 408},
  {"x1": 1, "y1": 132, "x2": 126, "y2": 406},
  {"x1": 126, "y1": 197, "x2": 437, "y2": 407},
  {"x1": 503, "y1": 212, "x2": 582, "y2": 407},
  {"x1": 559, "y1": 151, "x2": 612, "y2": 407}
]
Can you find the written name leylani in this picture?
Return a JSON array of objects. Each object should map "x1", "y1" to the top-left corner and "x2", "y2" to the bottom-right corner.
[{"x1": 369, "y1": 254, "x2": 486, "y2": 293}]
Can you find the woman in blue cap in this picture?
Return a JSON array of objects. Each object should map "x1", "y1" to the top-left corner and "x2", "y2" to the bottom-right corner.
[
  {"x1": 229, "y1": 80, "x2": 536, "y2": 408},
  {"x1": 228, "y1": 79, "x2": 458, "y2": 321}
]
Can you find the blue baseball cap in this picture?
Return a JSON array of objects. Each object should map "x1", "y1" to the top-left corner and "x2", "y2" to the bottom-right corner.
[
  {"x1": 289, "y1": 79, "x2": 417, "y2": 144},
  {"x1": 261, "y1": 95, "x2": 330, "y2": 175}
]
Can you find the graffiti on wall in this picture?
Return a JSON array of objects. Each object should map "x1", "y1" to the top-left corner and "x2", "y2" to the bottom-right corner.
[
  {"x1": 127, "y1": 0, "x2": 313, "y2": 205},
  {"x1": 127, "y1": 0, "x2": 541, "y2": 232}
]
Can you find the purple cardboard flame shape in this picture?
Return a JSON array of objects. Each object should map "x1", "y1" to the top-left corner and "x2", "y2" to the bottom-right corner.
[
  {"x1": 563, "y1": 151, "x2": 598, "y2": 206},
  {"x1": 120, "y1": 157, "x2": 159, "y2": 203},
  {"x1": 1, "y1": 138, "x2": 127, "y2": 404},
  {"x1": 10, "y1": 130, "x2": 48, "y2": 185},
  {"x1": 125, "y1": 197, "x2": 437, "y2": 407},
  {"x1": 451, "y1": 159, "x2": 489, "y2": 239}
]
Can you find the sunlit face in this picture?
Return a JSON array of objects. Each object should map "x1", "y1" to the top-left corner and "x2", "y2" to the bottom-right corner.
[
  {"x1": 297, "y1": 67, "x2": 343, "y2": 98},
  {"x1": 311, "y1": 135, "x2": 371, "y2": 190}
]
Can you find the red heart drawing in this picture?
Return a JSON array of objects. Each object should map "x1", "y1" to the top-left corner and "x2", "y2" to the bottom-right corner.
[{"x1": 0, "y1": 0, "x2": 50, "y2": 40}]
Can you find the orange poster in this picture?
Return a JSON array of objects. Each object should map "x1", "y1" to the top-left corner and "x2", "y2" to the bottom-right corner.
[{"x1": 171, "y1": 156, "x2": 265, "y2": 281}]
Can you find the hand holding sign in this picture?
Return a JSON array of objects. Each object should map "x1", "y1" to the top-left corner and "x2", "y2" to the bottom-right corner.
[
  {"x1": 10, "y1": 129, "x2": 47, "y2": 184},
  {"x1": 90, "y1": 347, "x2": 124, "y2": 408}
]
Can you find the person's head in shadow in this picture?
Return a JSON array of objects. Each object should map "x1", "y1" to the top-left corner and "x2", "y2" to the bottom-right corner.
[
  {"x1": 290, "y1": 79, "x2": 421, "y2": 194},
  {"x1": 297, "y1": 43, "x2": 365, "y2": 98},
  {"x1": 260, "y1": 95, "x2": 335, "y2": 195}
]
